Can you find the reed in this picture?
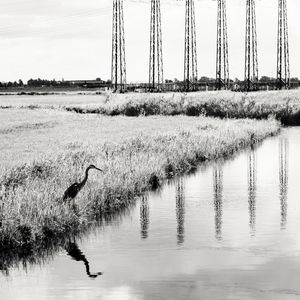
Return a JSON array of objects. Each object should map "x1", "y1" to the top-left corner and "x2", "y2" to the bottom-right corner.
[{"x1": 62, "y1": 90, "x2": 300, "y2": 125}]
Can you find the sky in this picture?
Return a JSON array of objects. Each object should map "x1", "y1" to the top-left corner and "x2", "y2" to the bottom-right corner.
[{"x1": 0, "y1": 0, "x2": 300, "y2": 82}]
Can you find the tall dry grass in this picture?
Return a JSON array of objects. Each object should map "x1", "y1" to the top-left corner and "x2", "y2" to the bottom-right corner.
[{"x1": 62, "y1": 90, "x2": 300, "y2": 125}]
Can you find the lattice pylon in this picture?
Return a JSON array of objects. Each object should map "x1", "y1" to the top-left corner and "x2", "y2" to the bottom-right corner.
[
  {"x1": 277, "y1": 0, "x2": 290, "y2": 90},
  {"x1": 184, "y1": 0, "x2": 198, "y2": 92},
  {"x1": 244, "y1": 0, "x2": 258, "y2": 92},
  {"x1": 216, "y1": 0, "x2": 229, "y2": 90},
  {"x1": 149, "y1": 0, "x2": 164, "y2": 91},
  {"x1": 111, "y1": 0, "x2": 126, "y2": 92}
]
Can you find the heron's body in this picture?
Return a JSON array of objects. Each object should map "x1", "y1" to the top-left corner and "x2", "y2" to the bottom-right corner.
[
  {"x1": 63, "y1": 165, "x2": 103, "y2": 202},
  {"x1": 63, "y1": 183, "x2": 81, "y2": 200}
]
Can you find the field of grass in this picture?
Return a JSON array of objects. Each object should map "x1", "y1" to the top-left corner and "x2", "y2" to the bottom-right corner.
[
  {"x1": 0, "y1": 103, "x2": 280, "y2": 253},
  {"x1": 38, "y1": 89, "x2": 300, "y2": 125},
  {"x1": 2, "y1": 89, "x2": 300, "y2": 125}
]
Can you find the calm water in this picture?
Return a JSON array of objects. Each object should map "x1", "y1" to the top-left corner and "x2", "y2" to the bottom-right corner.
[{"x1": 1, "y1": 128, "x2": 300, "y2": 300}]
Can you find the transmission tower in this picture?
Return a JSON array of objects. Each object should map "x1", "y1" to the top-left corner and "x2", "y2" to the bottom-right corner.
[
  {"x1": 184, "y1": 0, "x2": 198, "y2": 92},
  {"x1": 111, "y1": 0, "x2": 126, "y2": 92},
  {"x1": 216, "y1": 0, "x2": 229, "y2": 90},
  {"x1": 149, "y1": 0, "x2": 164, "y2": 91},
  {"x1": 277, "y1": 0, "x2": 290, "y2": 90},
  {"x1": 244, "y1": 0, "x2": 258, "y2": 92}
]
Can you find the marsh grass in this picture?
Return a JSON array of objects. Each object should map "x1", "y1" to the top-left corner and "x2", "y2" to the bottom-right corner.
[
  {"x1": 2, "y1": 90, "x2": 300, "y2": 124},
  {"x1": 0, "y1": 117, "x2": 280, "y2": 252},
  {"x1": 62, "y1": 90, "x2": 300, "y2": 125}
]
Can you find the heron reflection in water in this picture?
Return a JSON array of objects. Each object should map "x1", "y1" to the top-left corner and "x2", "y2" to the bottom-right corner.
[
  {"x1": 279, "y1": 138, "x2": 289, "y2": 230},
  {"x1": 140, "y1": 196, "x2": 150, "y2": 239},
  {"x1": 0, "y1": 260, "x2": 8, "y2": 276},
  {"x1": 176, "y1": 178, "x2": 185, "y2": 245},
  {"x1": 65, "y1": 240, "x2": 102, "y2": 279},
  {"x1": 248, "y1": 148, "x2": 257, "y2": 236},
  {"x1": 213, "y1": 165, "x2": 223, "y2": 241}
]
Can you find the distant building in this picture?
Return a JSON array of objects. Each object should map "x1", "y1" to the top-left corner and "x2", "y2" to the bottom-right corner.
[{"x1": 66, "y1": 79, "x2": 109, "y2": 88}]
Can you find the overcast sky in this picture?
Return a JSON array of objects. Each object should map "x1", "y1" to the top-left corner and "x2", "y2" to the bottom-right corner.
[{"x1": 0, "y1": 0, "x2": 300, "y2": 82}]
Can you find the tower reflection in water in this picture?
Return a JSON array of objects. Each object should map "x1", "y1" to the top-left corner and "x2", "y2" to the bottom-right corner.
[
  {"x1": 279, "y1": 138, "x2": 289, "y2": 230},
  {"x1": 176, "y1": 178, "x2": 185, "y2": 245},
  {"x1": 140, "y1": 196, "x2": 150, "y2": 239},
  {"x1": 248, "y1": 149, "x2": 257, "y2": 236},
  {"x1": 213, "y1": 165, "x2": 223, "y2": 241}
]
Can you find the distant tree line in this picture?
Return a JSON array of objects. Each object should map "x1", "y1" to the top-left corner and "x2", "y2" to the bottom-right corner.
[
  {"x1": 165, "y1": 76, "x2": 300, "y2": 87},
  {"x1": 0, "y1": 76, "x2": 299, "y2": 89},
  {"x1": 259, "y1": 76, "x2": 299, "y2": 84},
  {"x1": 165, "y1": 76, "x2": 300, "y2": 85},
  {"x1": 0, "y1": 78, "x2": 111, "y2": 89},
  {"x1": 0, "y1": 79, "x2": 24, "y2": 88},
  {"x1": 27, "y1": 78, "x2": 72, "y2": 87}
]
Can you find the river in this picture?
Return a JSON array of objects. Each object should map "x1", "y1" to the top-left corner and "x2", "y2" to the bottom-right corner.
[{"x1": 1, "y1": 127, "x2": 300, "y2": 300}]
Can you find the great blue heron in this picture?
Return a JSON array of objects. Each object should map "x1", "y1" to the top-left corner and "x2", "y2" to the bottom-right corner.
[{"x1": 63, "y1": 165, "x2": 103, "y2": 203}]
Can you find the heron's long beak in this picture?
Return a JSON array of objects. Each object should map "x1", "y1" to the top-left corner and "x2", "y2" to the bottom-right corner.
[{"x1": 95, "y1": 167, "x2": 104, "y2": 172}]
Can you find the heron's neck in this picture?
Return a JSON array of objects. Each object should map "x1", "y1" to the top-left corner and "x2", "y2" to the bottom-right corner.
[
  {"x1": 83, "y1": 259, "x2": 91, "y2": 276},
  {"x1": 80, "y1": 168, "x2": 90, "y2": 188}
]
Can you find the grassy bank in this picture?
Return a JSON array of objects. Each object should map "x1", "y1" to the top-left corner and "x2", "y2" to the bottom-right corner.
[
  {"x1": 1, "y1": 90, "x2": 300, "y2": 124},
  {"x1": 59, "y1": 90, "x2": 300, "y2": 125},
  {"x1": 0, "y1": 114, "x2": 279, "y2": 252}
]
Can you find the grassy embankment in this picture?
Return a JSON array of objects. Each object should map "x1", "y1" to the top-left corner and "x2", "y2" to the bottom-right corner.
[
  {"x1": 60, "y1": 90, "x2": 300, "y2": 125},
  {"x1": 0, "y1": 106, "x2": 280, "y2": 251},
  {"x1": 1, "y1": 90, "x2": 300, "y2": 124}
]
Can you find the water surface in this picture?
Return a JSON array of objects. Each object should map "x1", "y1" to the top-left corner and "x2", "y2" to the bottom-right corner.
[{"x1": 1, "y1": 128, "x2": 300, "y2": 300}]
